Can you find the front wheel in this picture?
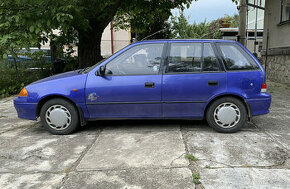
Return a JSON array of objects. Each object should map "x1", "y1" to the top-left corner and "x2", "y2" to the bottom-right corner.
[
  {"x1": 206, "y1": 97, "x2": 247, "y2": 133},
  {"x1": 40, "y1": 98, "x2": 79, "y2": 135}
]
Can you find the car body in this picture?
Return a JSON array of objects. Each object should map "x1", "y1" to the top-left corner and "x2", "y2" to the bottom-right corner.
[{"x1": 14, "y1": 39, "x2": 271, "y2": 134}]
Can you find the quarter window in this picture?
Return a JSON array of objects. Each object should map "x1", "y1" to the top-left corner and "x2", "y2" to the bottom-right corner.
[
  {"x1": 106, "y1": 43, "x2": 164, "y2": 75},
  {"x1": 217, "y1": 43, "x2": 259, "y2": 71},
  {"x1": 166, "y1": 43, "x2": 202, "y2": 73}
]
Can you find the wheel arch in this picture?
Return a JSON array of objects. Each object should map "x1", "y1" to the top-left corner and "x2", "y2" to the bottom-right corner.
[
  {"x1": 36, "y1": 95, "x2": 86, "y2": 126},
  {"x1": 204, "y1": 94, "x2": 252, "y2": 120}
]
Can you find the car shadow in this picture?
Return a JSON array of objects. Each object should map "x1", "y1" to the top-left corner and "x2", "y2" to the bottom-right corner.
[{"x1": 78, "y1": 119, "x2": 211, "y2": 133}]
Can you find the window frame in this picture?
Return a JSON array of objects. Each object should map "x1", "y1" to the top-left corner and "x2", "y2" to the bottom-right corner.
[
  {"x1": 102, "y1": 42, "x2": 167, "y2": 76},
  {"x1": 215, "y1": 42, "x2": 260, "y2": 72},
  {"x1": 163, "y1": 42, "x2": 224, "y2": 75},
  {"x1": 280, "y1": 0, "x2": 290, "y2": 24}
]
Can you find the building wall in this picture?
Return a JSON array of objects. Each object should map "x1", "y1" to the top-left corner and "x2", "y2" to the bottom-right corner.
[
  {"x1": 263, "y1": 0, "x2": 290, "y2": 49},
  {"x1": 262, "y1": 0, "x2": 290, "y2": 84},
  {"x1": 101, "y1": 24, "x2": 131, "y2": 57}
]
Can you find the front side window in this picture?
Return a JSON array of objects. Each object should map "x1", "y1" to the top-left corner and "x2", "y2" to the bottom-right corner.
[
  {"x1": 106, "y1": 43, "x2": 164, "y2": 75},
  {"x1": 217, "y1": 43, "x2": 259, "y2": 71},
  {"x1": 166, "y1": 43, "x2": 202, "y2": 73}
]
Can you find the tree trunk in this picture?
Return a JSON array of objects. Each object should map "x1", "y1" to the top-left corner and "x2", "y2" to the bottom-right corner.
[{"x1": 78, "y1": 28, "x2": 104, "y2": 68}]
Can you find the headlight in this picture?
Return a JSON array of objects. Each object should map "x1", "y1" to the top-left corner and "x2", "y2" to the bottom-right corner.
[{"x1": 19, "y1": 88, "x2": 28, "y2": 97}]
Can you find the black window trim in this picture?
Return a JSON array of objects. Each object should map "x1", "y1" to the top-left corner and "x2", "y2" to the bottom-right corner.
[
  {"x1": 163, "y1": 42, "x2": 224, "y2": 75},
  {"x1": 101, "y1": 42, "x2": 168, "y2": 77}
]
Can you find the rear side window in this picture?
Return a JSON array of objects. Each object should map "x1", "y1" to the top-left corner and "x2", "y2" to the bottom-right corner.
[
  {"x1": 203, "y1": 43, "x2": 220, "y2": 71},
  {"x1": 217, "y1": 43, "x2": 259, "y2": 71},
  {"x1": 167, "y1": 43, "x2": 202, "y2": 73}
]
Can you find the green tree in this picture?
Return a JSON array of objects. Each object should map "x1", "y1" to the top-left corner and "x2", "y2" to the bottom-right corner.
[
  {"x1": 0, "y1": 0, "x2": 194, "y2": 68},
  {"x1": 224, "y1": 14, "x2": 239, "y2": 27},
  {"x1": 171, "y1": 11, "x2": 221, "y2": 39}
]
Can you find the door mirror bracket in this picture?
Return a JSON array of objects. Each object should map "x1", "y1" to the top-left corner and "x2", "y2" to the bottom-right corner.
[{"x1": 98, "y1": 66, "x2": 106, "y2": 76}]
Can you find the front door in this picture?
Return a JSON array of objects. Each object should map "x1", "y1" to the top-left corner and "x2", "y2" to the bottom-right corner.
[
  {"x1": 162, "y1": 42, "x2": 227, "y2": 118},
  {"x1": 85, "y1": 43, "x2": 165, "y2": 118}
]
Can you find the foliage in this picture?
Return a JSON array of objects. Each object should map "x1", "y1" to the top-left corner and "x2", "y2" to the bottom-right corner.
[
  {"x1": 170, "y1": 11, "x2": 240, "y2": 39},
  {"x1": 185, "y1": 154, "x2": 199, "y2": 161},
  {"x1": 0, "y1": 0, "x2": 197, "y2": 68},
  {"x1": 170, "y1": 11, "x2": 222, "y2": 39},
  {"x1": 224, "y1": 14, "x2": 239, "y2": 28},
  {"x1": 192, "y1": 172, "x2": 201, "y2": 184},
  {"x1": 0, "y1": 55, "x2": 51, "y2": 98}
]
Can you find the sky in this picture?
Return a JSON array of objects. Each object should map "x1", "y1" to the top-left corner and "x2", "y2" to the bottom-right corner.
[{"x1": 172, "y1": 0, "x2": 239, "y2": 24}]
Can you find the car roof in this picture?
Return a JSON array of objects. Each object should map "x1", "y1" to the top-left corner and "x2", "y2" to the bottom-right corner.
[{"x1": 133, "y1": 39, "x2": 236, "y2": 44}]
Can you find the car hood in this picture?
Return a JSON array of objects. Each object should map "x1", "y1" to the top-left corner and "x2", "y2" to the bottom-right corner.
[{"x1": 30, "y1": 70, "x2": 82, "y2": 85}]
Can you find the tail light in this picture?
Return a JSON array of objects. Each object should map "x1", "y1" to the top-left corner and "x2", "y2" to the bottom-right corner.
[{"x1": 261, "y1": 83, "x2": 267, "y2": 93}]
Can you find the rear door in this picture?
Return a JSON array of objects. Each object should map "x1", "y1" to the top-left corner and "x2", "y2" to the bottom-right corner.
[{"x1": 162, "y1": 42, "x2": 227, "y2": 118}]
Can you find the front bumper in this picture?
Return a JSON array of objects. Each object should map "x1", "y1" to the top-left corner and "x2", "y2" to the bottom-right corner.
[
  {"x1": 14, "y1": 97, "x2": 37, "y2": 120},
  {"x1": 246, "y1": 93, "x2": 271, "y2": 116}
]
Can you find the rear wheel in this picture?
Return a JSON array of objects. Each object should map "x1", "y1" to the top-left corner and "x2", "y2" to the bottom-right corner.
[
  {"x1": 40, "y1": 98, "x2": 79, "y2": 135},
  {"x1": 206, "y1": 97, "x2": 247, "y2": 133}
]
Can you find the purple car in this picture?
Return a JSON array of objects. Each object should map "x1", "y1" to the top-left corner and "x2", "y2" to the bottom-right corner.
[{"x1": 14, "y1": 39, "x2": 271, "y2": 134}]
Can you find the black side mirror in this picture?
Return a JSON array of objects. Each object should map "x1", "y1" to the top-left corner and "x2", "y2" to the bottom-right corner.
[{"x1": 98, "y1": 66, "x2": 106, "y2": 76}]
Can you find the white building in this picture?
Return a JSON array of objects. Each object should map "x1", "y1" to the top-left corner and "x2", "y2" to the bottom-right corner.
[{"x1": 42, "y1": 23, "x2": 131, "y2": 57}]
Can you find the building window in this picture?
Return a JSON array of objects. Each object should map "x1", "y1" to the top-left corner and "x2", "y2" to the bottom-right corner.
[{"x1": 281, "y1": 0, "x2": 290, "y2": 22}]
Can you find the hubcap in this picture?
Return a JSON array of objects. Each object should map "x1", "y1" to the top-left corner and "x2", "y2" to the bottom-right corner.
[
  {"x1": 45, "y1": 105, "x2": 71, "y2": 130},
  {"x1": 214, "y1": 102, "x2": 240, "y2": 128}
]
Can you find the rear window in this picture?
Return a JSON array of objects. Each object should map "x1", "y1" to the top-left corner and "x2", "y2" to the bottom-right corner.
[{"x1": 216, "y1": 43, "x2": 259, "y2": 71}]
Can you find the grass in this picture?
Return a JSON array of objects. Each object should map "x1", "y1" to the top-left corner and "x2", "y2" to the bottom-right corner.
[
  {"x1": 185, "y1": 154, "x2": 198, "y2": 162},
  {"x1": 192, "y1": 172, "x2": 201, "y2": 184}
]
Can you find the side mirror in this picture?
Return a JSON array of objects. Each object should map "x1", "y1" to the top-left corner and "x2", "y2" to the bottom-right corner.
[{"x1": 98, "y1": 66, "x2": 106, "y2": 76}]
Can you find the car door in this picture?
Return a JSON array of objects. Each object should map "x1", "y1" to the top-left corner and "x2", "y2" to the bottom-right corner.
[
  {"x1": 162, "y1": 42, "x2": 227, "y2": 118},
  {"x1": 85, "y1": 43, "x2": 165, "y2": 118}
]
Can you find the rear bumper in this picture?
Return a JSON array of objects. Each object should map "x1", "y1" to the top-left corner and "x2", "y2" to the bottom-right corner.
[
  {"x1": 246, "y1": 93, "x2": 271, "y2": 116},
  {"x1": 14, "y1": 97, "x2": 37, "y2": 120}
]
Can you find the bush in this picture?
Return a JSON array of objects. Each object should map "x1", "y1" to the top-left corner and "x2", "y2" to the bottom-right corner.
[{"x1": 0, "y1": 59, "x2": 52, "y2": 98}]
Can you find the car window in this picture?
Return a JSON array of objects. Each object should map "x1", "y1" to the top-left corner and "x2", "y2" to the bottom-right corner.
[
  {"x1": 217, "y1": 43, "x2": 259, "y2": 71},
  {"x1": 203, "y1": 43, "x2": 220, "y2": 71},
  {"x1": 105, "y1": 43, "x2": 164, "y2": 75},
  {"x1": 166, "y1": 43, "x2": 202, "y2": 73}
]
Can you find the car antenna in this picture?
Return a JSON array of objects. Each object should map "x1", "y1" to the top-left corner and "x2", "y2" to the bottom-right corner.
[{"x1": 140, "y1": 28, "x2": 167, "y2": 41}]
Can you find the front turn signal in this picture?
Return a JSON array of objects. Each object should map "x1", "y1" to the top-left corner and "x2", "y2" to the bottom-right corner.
[{"x1": 19, "y1": 88, "x2": 28, "y2": 97}]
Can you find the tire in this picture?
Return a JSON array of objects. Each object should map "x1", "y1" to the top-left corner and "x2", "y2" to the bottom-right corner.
[
  {"x1": 40, "y1": 98, "x2": 79, "y2": 135},
  {"x1": 206, "y1": 97, "x2": 247, "y2": 133}
]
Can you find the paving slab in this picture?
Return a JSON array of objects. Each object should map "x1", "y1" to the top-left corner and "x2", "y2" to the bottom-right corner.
[
  {"x1": 253, "y1": 81, "x2": 290, "y2": 151},
  {"x1": 103, "y1": 120, "x2": 181, "y2": 133},
  {"x1": 0, "y1": 128, "x2": 96, "y2": 173},
  {"x1": 0, "y1": 96, "x2": 36, "y2": 134},
  {"x1": 0, "y1": 173, "x2": 65, "y2": 189},
  {"x1": 200, "y1": 168, "x2": 290, "y2": 189},
  {"x1": 184, "y1": 130, "x2": 287, "y2": 168},
  {"x1": 62, "y1": 168, "x2": 194, "y2": 189},
  {"x1": 77, "y1": 130, "x2": 188, "y2": 170}
]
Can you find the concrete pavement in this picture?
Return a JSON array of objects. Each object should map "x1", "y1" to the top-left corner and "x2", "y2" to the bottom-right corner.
[{"x1": 0, "y1": 81, "x2": 289, "y2": 188}]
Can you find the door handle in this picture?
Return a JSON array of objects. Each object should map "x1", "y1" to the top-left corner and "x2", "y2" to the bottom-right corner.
[
  {"x1": 208, "y1": 81, "x2": 218, "y2": 86},
  {"x1": 145, "y1": 82, "x2": 155, "y2": 88}
]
